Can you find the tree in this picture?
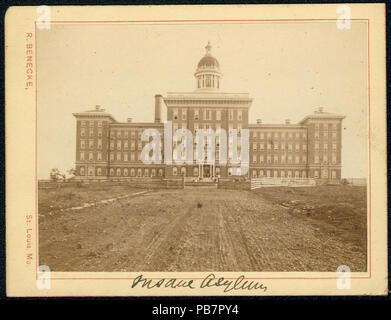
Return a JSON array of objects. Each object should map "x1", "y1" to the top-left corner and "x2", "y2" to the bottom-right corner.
[{"x1": 50, "y1": 168, "x2": 65, "y2": 181}]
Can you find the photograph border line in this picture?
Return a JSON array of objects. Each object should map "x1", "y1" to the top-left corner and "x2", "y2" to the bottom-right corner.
[{"x1": 34, "y1": 18, "x2": 372, "y2": 281}]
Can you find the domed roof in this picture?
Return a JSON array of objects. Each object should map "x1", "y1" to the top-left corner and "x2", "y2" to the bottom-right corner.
[
  {"x1": 197, "y1": 55, "x2": 220, "y2": 69},
  {"x1": 196, "y1": 42, "x2": 221, "y2": 73}
]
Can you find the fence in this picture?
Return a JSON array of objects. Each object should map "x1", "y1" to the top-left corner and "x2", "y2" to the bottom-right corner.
[
  {"x1": 250, "y1": 177, "x2": 316, "y2": 190},
  {"x1": 217, "y1": 178, "x2": 251, "y2": 190},
  {"x1": 38, "y1": 177, "x2": 184, "y2": 190}
]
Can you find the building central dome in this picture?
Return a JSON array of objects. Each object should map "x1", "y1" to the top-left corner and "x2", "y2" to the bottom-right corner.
[{"x1": 194, "y1": 42, "x2": 222, "y2": 90}]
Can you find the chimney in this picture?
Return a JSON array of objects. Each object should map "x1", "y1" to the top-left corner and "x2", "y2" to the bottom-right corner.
[
  {"x1": 154, "y1": 94, "x2": 163, "y2": 123},
  {"x1": 127, "y1": 118, "x2": 132, "y2": 123},
  {"x1": 256, "y1": 119, "x2": 262, "y2": 125},
  {"x1": 285, "y1": 119, "x2": 291, "y2": 125},
  {"x1": 95, "y1": 105, "x2": 101, "y2": 111},
  {"x1": 318, "y1": 107, "x2": 324, "y2": 113}
]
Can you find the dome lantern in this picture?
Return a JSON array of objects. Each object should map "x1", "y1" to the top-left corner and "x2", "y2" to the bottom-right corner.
[{"x1": 194, "y1": 42, "x2": 222, "y2": 91}]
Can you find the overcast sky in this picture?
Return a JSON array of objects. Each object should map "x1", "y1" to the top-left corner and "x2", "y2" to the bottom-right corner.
[{"x1": 37, "y1": 21, "x2": 368, "y2": 179}]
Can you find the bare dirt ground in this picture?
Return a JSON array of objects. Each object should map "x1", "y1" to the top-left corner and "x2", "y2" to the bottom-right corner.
[{"x1": 39, "y1": 185, "x2": 367, "y2": 272}]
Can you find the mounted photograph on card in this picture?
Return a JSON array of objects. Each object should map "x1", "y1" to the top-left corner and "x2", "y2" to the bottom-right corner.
[{"x1": 5, "y1": 4, "x2": 387, "y2": 296}]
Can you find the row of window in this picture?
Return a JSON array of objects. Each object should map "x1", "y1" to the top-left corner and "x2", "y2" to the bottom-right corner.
[
  {"x1": 251, "y1": 131, "x2": 307, "y2": 139},
  {"x1": 252, "y1": 154, "x2": 307, "y2": 164},
  {"x1": 79, "y1": 166, "x2": 164, "y2": 177},
  {"x1": 251, "y1": 169, "x2": 338, "y2": 179},
  {"x1": 80, "y1": 128, "x2": 103, "y2": 137},
  {"x1": 252, "y1": 143, "x2": 307, "y2": 152},
  {"x1": 314, "y1": 154, "x2": 338, "y2": 164},
  {"x1": 80, "y1": 120, "x2": 104, "y2": 127},
  {"x1": 314, "y1": 131, "x2": 338, "y2": 139},
  {"x1": 171, "y1": 109, "x2": 244, "y2": 121},
  {"x1": 314, "y1": 123, "x2": 338, "y2": 130}
]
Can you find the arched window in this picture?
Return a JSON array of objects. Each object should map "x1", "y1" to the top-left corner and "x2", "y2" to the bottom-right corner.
[
  {"x1": 137, "y1": 168, "x2": 142, "y2": 177},
  {"x1": 144, "y1": 168, "x2": 149, "y2": 177},
  {"x1": 151, "y1": 169, "x2": 156, "y2": 177},
  {"x1": 109, "y1": 168, "x2": 114, "y2": 176},
  {"x1": 194, "y1": 167, "x2": 199, "y2": 177},
  {"x1": 97, "y1": 168, "x2": 102, "y2": 176},
  {"x1": 80, "y1": 167, "x2": 85, "y2": 176},
  {"x1": 252, "y1": 170, "x2": 257, "y2": 178},
  {"x1": 130, "y1": 168, "x2": 135, "y2": 177},
  {"x1": 123, "y1": 168, "x2": 128, "y2": 176},
  {"x1": 173, "y1": 167, "x2": 178, "y2": 176},
  {"x1": 88, "y1": 167, "x2": 94, "y2": 176},
  {"x1": 181, "y1": 167, "x2": 186, "y2": 176},
  {"x1": 116, "y1": 168, "x2": 121, "y2": 177},
  {"x1": 158, "y1": 168, "x2": 163, "y2": 177}
]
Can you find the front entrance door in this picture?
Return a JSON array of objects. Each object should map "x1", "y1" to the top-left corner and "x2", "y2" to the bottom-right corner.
[{"x1": 203, "y1": 165, "x2": 211, "y2": 178}]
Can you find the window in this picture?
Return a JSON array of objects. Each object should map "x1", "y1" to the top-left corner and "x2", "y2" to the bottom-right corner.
[
  {"x1": 260, "y1": 133, "x2": 265, "y2": 139},
  {"x1": 194, "y1": 110, "x2": 199, "y2": 120},
  {"x1": 267, "y1": 155, "x2": 271, "y2": 164},
  {"x1": 281, "y1": 171, "x2": 285, "y2": 177},
  {"x1": 323, "y1": 131, "x2": 328, "y2": 138},
  {"x1": 295, "y1": 144, "x2": 299, "y2": 151},
  {"x1": 81, "y1": 121, "x2": 86, "y2": 127},
  {"x1": 302, "y1": 133, "x2": 307, "y2": 139},
  {"x1": 110, "y1": 168, "x2": 114, "y2": 176},
  {"x1": 280, "y1": 155, "x2": 285, "y2": 163},
  {"x1": 173, "y1": 109, "x2": 178, "y2": 120},
  {"x1": 295, "y1": 155, "x2": 300, "y2": 164},
  {"x1": 332, "y1": 143, "x2": 337, "y2": 150},
  {"x1": 252, "y1": 170, "x2": 257, "y2": 178},
  {"x1": 89, "y1": 140, "x2": 94, "y2": 149},
  {"x1": 216, "y1": 110, "x2": 221, "y2": 121},
  {"x1": 237, "y1": 110, "x2": 242, "y2": 121},
  {"x1": 158, "y1": 168, "x2": 163, "y2": 176},
  {"x1": 259, "y1": 170, "x2": 264, "y2": 177},
  {"x1": 97, "y1": 152, "x2": 102, "y2": 160},
  {"x1": 253, "y1": 155, "x2": 257, "y2": 163},
  {"x1": 130, "y1": 153, "x2": 135, "y2": 161},
  {"x1": 98, "y1": 121, "x2": 102, "y2": 128},
  {"x1": 253, "y1": 143, "x2": 257, "y2": 151},
  {"x1": 332, "y1": 170, "x2": 337, "y2": 179},
  {"x1": 80, "y1": 128, "x2": 85, "y2": 137},
  {"x1": 110, "y1": 153, "x2": 114, "y2": 161},
  {"x1": 295, "y1": 171, "x2": 300, "y2": 178},
  {"x1": 287, "y1": 155, "x2": 292, "y2": 163},
  {"x1": 80, "y1": 167, "x2": 85, "y2": 175},
  {"x1": 302, "y1": 144, "x2": 307, "y2": 151},
  {"x1": 116, "y1": 168, "x2": 121, "y2": 177},
  {"x1": 88, "y1": 167, "x2": 94, "y2": 176},
  {"x1": 281, "y1": 143, "x2": 285, "y2": 150},
  {"x1": 131, "y1": 131, "x2": 135, "y2": 138},
  {"x1": 117, "y1": 131, "x2": 121, "y2": 138},
  {"x1": 181, "y1": 167, "x2": 186, "y2": 176},
  {"x1": 131, "y1": 141, "x2": 135, "y2": 150},
  {"x1": 124, "y1": 131, "x2": 129, "y2": 138},
  {"x1": 287, "y1": 171, "x2": 292, "y2": 178},
  {"x1": 117, "y1": 153, "x2": 121, "y2": 161},
  {"x1": 274, "y1": 171, "x2": 278, "y2": 178},
  {"x1": 267, "y1": 143, "x2": 272, "y2": 150},
  {"x1": 323, "y1": 155, "x2": 328, "y2": 164},
  {"x1": 80, "y1": 140, "x2": 85, "y2": 149},
  {"x1": 266, "y1": 170, "x2": 271, "y2": 177},
  {"x1": 295, "y1": 133, "x2": 300, "y2": 139},
  {"x1": 288, "y1": 132, "x2": 292, "y2": 139},
  {"x1": 274, "y1": 155, "x2": 278, "y2": 164},
  {"x1": 274, "y1": 143, "x2": 279, "y2": 150},
  {"x1": 332, "y1": 132, "x2": 337, "y2": 139},
  {"x1": 130, "y1": 168, "x2": 136, "y2": 177},
  {"x1": 123, "y1": 168, "x2": 128, "y2": 177},
  {"x1": 229, "y1": 110, "x2": 234, "y2": 121},
  {"x1": 288, "y1": 143, "x2": 292, "y2": 151},
  {"x1": 302, "y1": 171, "x2": 306, "y2": 178},
  {"x1": 324, "y1": 143, "x2": 328, "y2": 150},
  {"x1": 110, "y1": 141, "x2": 114, "y2": 150},
  {"x1": 95, "y1": 167, "x2": 101, "y2": 176},
  {"x1": 97, "y1": 139, "x2": 102, "y2": 149},
  {"x1": 124, "y1": 141, "x2": 128, "y2": 150},
  {"x1": 89, "y1": 121, "x2": 94, "y2": 127},
  {"x1": 315, "y1": 131, "x2": 319, "y2": 139},
  {"x1": 332, "y1": 154, "x2": 337, "y2": 164},
  {"x1": 205, "y1": 109, "x2": 211, "y2": 120},
  {"x1": 144, "y1": 169, "x2": 149, "y2": 177},
  {"x1": 315, "y1": 143, "x2": 319, "y2": 150},
  {"x1": 260, "y1": 143, "x2": 264, "y2": 150},
  {"x1": 302, "y1": 156, "x2": 307, "y2": 164},
  {"x1": 173, "y1": 167, "x2": 178, "y2": 176},
  {"x1": 117, "y1": 141, "x2": 121, "y2": 150},
  {"x1": 89, "y1": 153, "x2": 93, "y2": 161},
  {"x1": 124, "y1": 153, "x2": 128, "y2": 161},
  {"x1": 182, "y1": 109, "x2": 187, "y2": 120},
  {"x1": 98, "y1": 129, "x2": 102, "y2": 137},
  {"x1": 137, "y1": 168, "x2": 142, "y2": 177},
  {"x1": 314, "y1": 155, "x2": 319, "y2": 163}
]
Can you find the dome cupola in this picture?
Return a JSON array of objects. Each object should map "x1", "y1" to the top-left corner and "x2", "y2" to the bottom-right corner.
[{"x1": 194, "y1": 42, "x2": 222, "y2": 90}]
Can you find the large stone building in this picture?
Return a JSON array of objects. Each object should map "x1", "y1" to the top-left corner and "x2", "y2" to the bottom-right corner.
[{"x1": 73, "y1": 42, "x2": 345, "y2": 181}]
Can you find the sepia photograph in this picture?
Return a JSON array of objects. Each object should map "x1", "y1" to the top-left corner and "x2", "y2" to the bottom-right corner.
[
  {"x1": 37, "y1": 19, "x2": 368, "y2": 273},
  {"x1": 5, "y1": 4, "x2": 387, "y2": 297}
]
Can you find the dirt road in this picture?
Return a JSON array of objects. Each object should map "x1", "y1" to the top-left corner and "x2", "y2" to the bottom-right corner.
[{"x1": 39, "y1": 186, "x2": 367, "y2": 272}]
